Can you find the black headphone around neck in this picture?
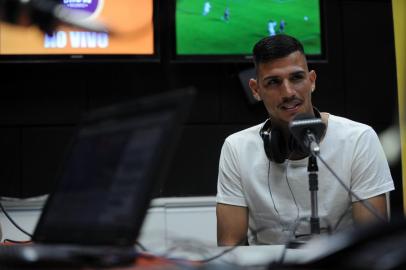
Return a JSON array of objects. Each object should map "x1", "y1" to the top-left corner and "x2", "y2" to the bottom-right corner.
[{"x1": 259, "y1": 107, "x2": 322, "y2": 163}]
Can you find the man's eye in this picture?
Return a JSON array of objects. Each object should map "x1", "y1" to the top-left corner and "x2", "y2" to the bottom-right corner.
[
  {"x1": 291, "y1": 74, "x2": 304, "y2": 81},
  {"x1": 266, "y1": 79, "x2": 280, "y2": 86}
]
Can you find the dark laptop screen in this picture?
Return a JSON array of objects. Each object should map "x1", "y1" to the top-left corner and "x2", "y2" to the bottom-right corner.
[{"x1": 33, "y1": 89, "x2": 194, "y2": 246}]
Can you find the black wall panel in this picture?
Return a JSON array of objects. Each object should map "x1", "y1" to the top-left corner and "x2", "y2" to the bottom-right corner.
[
  {"x1": 0, "y1": 128, "x2": 20, "y2": 197},
  {"x1": 0, "y1": 65, "x2": 87, "y2": 125},
  {"x1": 342, "y1": 1, "x2": 397, "y2": 128},
  {"x1": 21, "y1": 127, "x2": 75, "y2": 197},
  {"x1": 86, "y1": 63, "x2": 164, "y2": 110},
  {"x1": 162, "y1": 124, "x2": 248, "y2": 197},
  {"x1": 164, "y1": 64, "x2": 223, "y2": 123}
]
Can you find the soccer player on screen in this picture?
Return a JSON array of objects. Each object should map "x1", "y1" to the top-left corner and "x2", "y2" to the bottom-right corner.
[
  {"x1": 268, "y1": 20, "x2": 277, "y2": 36},
  {"x1": 203, "y1": 1, "x2": 211, "y2": 16},
  {"x1": 279, "y1": 19, "x2": 286, "y2": 33},
  {"x1": 222, "y1": 7, "x2": 230, "y2": 22}
]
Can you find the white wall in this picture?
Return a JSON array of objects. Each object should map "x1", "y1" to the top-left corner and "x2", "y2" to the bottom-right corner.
[{"x1": 0, "y1": 196, "x2": 217, "y2": 251}]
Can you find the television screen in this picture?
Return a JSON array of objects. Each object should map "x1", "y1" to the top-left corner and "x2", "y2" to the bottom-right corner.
[
  {"x1": 0, "y1": 0, "x2": 157, "y2": 62},
  {"x1": 174, "y1": 0, "x2": 323, "y2": 62}
]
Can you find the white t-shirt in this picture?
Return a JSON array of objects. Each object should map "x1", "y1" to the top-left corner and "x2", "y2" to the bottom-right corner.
[{"x1": 217, "y1": 114, "x2": 395, "y2": 245}]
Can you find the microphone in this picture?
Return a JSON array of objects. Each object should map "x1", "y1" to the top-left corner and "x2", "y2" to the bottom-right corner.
[{"x1": 289, "y1": 113, "x2": 326, "y2": 155}]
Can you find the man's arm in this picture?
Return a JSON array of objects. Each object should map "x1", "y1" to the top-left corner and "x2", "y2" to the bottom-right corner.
[
  {"x1": 352, "y1": 194, "x2": 388, "y2": 224},
  {"x1": 216, "y1": 203, "x2": 248, "y2": 246}
]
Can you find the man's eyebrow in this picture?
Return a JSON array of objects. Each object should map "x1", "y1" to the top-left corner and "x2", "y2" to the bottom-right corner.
[
  {"x1": 290, "y1": 71, "x2": 306, "y2": 76},
  {"x1": 262, "y1": 75, "x2": 280, "y2": 81}
]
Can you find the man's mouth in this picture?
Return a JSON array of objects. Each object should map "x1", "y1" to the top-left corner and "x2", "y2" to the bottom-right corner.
[{"x1": 279, "y1": 100, "x2": 302, "y2": 111}]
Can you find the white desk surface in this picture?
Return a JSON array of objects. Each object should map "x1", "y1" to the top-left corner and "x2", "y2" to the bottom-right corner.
[{"x1": 148, "y1": 245, "x2": 312, "y2": 268}]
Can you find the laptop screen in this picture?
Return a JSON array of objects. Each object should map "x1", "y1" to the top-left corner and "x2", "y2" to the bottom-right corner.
[{"x1": 33, "y1": 89, "x2": 195, "y2": 246}]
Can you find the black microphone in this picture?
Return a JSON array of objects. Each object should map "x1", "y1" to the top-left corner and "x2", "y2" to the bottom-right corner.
[{"x1": 289, "y1": 113, "x2": 326, "y2": 155}]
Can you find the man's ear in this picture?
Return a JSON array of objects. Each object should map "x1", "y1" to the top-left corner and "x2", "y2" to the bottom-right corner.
[
  {"x1": 249, "y1": 78, "x2": 261, "y2": 101},
  {"x1": 309, "y1": 70, "x2": 317, "y2": 92}
]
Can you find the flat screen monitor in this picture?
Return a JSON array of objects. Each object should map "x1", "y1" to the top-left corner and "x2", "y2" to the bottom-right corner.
[
  {"x1": 0, "y1": 0, "x2": 158, "y2": 62},
  {"x1": 173, "y1": 0, "x2": 325, "y2": 63}
]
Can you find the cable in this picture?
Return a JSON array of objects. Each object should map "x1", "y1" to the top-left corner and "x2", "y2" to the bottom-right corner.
[
  {"x1": 277, "y1": 159, "x2": 300, "y2": 265},
  {"x1": 267, "y1": 160, "x2": 300, "y2": 231},
  {"x1": 315, "y1": 153, "x2": 387, "y2": 223},
  {"x1": 0, "y1": 201, "x2": 33, "y2": 238},
  {"x1": 267, "y1": 161, "x2": 281, "y2": 217},
  {"x1": 284, "y1": 160, "x2": 300, "y2": 227},
  {"x1": 266, "y1": 158, "x2": 304, "y2": 265},
  {"x1": 278, "y1": 243, "x2": 288, "y2": 265},
  {"x1": 3, "y1": 239, "x2": 32, "y2": 244},
  {"x1": 193, "y1": 226, "x2": 272, "y2": 264},
  {"x1": 333, "y1": 205, "x2": 351, "y2": 231},
  {"x1": 192, "y1": 235, "x2": 248, "y2": 264},
  {"x1": 135, "y1": 241, "x2": 148, "y2": 252}
]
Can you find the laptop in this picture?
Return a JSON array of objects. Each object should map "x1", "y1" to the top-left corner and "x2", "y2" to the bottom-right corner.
[{"x1": 0, "y1": 88, "x2": 195, "y2": 267}]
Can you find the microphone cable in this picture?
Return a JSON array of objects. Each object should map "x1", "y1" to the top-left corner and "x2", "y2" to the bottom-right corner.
[
  {"x1": 315, "y1": 153, "x2": 387, "y2": 223},
  {"x1": 0, "y1": 201, "x2": 33, "y2": 239},
  {"x1": 194, "y1": 236, "x2": 248, "y2": 263},
  {"x1": 195, "y1": 227, "x2": 286, "y2": 266}
]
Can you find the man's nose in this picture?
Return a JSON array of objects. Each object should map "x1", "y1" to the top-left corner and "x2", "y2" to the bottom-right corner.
[{"x1": 281, "y1": 80, "x2": 296, "y2": 97}]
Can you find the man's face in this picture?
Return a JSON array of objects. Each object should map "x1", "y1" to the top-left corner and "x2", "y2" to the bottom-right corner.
[{"x1": 249, "y1": 51, "x2": 316, "y2": 126}]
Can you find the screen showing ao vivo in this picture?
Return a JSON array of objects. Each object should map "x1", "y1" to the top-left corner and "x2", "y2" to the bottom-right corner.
[{"x1": 0, "y1": 0, "x2": 155, "y2": 57}]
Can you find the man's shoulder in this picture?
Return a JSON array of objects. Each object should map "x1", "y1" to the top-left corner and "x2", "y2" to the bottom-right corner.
[{"x1": 328, "y1": 114, "x2": 372, "y2": 133}]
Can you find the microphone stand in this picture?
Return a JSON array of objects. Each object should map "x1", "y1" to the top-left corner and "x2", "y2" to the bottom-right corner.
[
  {"x1": 287, "y1": 151, "x2": 320, "y2": 248},
  {"x1": 288, "y1": 117, "x2": 326, "y2": 246},
  {"x1": 308, "y1": 154, "x2": 320, "y2": 234},
  {"x1": 287, "y1": 139, "x2": 322, "y2": 248}
]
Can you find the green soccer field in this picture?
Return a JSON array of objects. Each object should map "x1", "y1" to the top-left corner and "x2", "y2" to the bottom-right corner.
[{"x1": 176, "y1": 0, "x2": 321, "y2": 55}]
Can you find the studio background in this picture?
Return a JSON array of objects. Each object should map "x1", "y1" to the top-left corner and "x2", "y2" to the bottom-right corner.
[{"x1": 0, "y1": 0, "x2": 402, "y2": 216}]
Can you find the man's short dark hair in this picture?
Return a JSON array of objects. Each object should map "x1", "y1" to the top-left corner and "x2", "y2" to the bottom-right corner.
[{"x1": 253, "y1": 34, "x2": 305, "y2": 66}]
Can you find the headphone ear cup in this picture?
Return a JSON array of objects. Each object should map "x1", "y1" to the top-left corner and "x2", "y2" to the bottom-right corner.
[
  {"x1": 260, "y1": 119, "x2": 272, "y2": 160},
  {"x1": 261, "y1": 132, "x2": 272, "y2": 161},
  {"x1": 260, "y1": 120, "x2": 288, "y2": 164}
]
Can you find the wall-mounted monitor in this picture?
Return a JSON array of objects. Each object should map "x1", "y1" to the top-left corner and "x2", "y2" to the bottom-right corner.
[
  {"x1": 0, "y1": 0, "x2": 158, "y2": 63},
  {"x1": 172, "y1": 0, "x2": 325, "y2": 63}
]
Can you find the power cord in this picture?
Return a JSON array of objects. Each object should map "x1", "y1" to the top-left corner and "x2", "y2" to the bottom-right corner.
[
  {"x1": 197, "y1": 237, "x2": 247, "y2": 263},
  {"x1": 0, "y1": 201, "x2": 33, "y2": 239},
  {"x1": 165, "y1": 226, "x2": 281, "y2": 265},
  {"x1": 3, "y1": 239, "x2": 32, "y2": 244},
  {"x1": 135, "y1": 241, "x2": 148, "y2": 252}
]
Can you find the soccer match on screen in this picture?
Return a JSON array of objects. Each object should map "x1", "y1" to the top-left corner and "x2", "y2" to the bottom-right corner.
[{"x1": 176, "y1": 0, "x2": 321, "y2": 55}]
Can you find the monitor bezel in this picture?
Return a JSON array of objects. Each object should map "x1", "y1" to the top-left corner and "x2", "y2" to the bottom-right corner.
[
  {"x1": 0, "y1": 0, "x2": 160, "y2": 64},
  {"x1": 169, "y1": 0, "x2": 327, "y2": 64}
]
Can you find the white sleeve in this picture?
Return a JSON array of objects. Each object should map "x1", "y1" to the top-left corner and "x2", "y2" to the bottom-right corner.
[
  {"x1": 216, "y1": 139, "x2": 247, "y2": 206},
  {"x1": 350, "y1": 127, "x2": 395, "y2": 201}
]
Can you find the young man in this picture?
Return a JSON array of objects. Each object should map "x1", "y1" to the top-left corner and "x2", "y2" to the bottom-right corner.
[{"x1": 216, "y1": 34, "x2": 395, "y2": 246}]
